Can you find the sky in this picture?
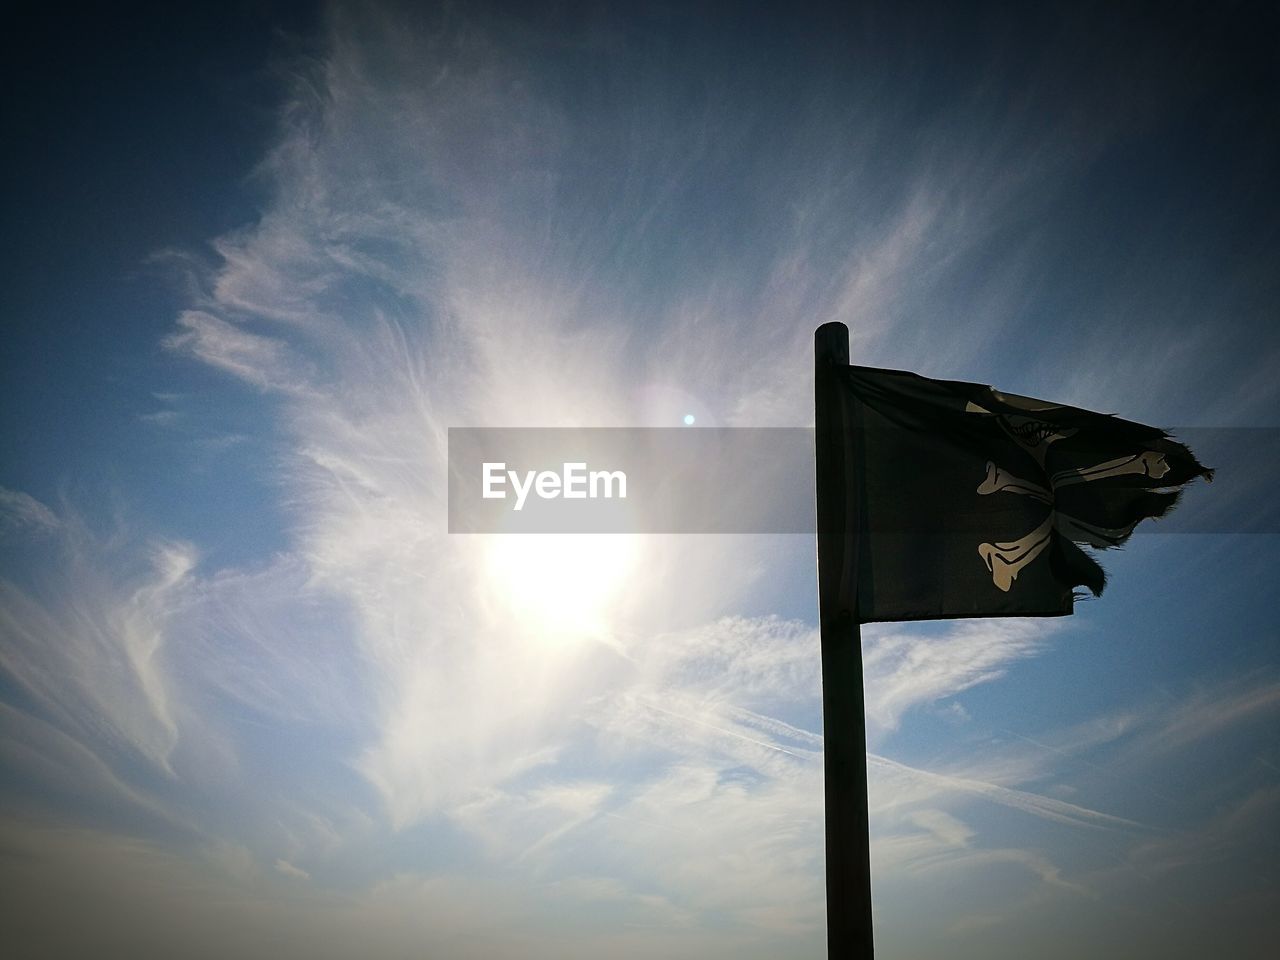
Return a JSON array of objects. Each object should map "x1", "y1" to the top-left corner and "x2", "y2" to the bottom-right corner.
[{"x1": 1, "y1": 2, "x2": 1278, "y2": 957}]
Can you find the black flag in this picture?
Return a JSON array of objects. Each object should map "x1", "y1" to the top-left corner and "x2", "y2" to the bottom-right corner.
[{"x1": 838, "y1": 365, "x2": 1212, "y2": 623}]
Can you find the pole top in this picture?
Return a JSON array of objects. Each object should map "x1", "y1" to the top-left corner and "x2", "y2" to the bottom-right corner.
[{"x1": 815, "y1": 322, "x2": 849, "y2": 367}]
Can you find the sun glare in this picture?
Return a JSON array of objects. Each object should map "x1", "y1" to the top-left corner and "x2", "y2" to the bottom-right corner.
[{"x1": 484, "y1": 534, "x2": 637, "y2": 644}]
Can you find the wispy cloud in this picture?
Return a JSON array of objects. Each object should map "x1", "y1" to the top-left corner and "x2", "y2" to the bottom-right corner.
[
  {"x1": 4, "y1": 3, "x2": 1276, "y2": 957},
  {"x1": 274, "y1": 857, "x2": 312, "y2": 881},
  {"x1": 0, "y1": 487, "x2": 61, "y2": 533},
  {"x1": 868, "y1": 753, "x2": 1144, "y2": 832},
  {"x1": 0, "y1": 514, "x2": 190, "y2": 779},
  {"x1": 165, "y1": 310, "x2": 313, "y2": 395},
  {"x1": 862, "y1": 619, "x2": 1053, "y2": 738}
]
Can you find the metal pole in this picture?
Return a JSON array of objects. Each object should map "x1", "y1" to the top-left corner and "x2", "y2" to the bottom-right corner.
[{"x1": 814, "y1": 321, "x2": 874, "y2": 958}]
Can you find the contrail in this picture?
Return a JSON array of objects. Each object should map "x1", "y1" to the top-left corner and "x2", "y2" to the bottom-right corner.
[{"x1": 868, "y1": 753, "x2": 1147, "y2": 832}]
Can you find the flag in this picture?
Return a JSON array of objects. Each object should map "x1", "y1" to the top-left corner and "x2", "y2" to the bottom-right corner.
[{"x1": 836, "y1": 365, "x2": 1212, "y2": 623}]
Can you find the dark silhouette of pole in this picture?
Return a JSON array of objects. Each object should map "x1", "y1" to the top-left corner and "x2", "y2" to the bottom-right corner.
[{"x1": 814, "y1": 321, "x2": 874, "y2": 958}]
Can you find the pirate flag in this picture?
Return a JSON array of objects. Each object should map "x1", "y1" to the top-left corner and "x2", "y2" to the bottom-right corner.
[{"x1": 837, "y1": 365, "x2": 1213, "y2": 623}]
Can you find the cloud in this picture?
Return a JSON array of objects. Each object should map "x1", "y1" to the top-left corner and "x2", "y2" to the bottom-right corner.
[
  {"x1": 977, "y1": 672, "x2": 1280, "y2": 805},
  {"x1": 165, "y1": 310, "x2": 312, "y2": 395},
  {"x1": 5, "y1": 4, "x2": 1276, "y2": 957},
  {"x1": 0, "y1": 523, "x2": 191, "y2": 780},
  {"x1": 275, "y1": 858, "x2": 311, "y2": 881},
  {"x1": 1140, "y1": 676, "x2": 1280, "y2": 757},
  {"x1": 868, "y1": 753, "x2": 1144, "y2": 832},
  {"x1": 862, "y1": 619, "x2": 1054, "y2": 738},
  {"x1": 0, "y1": 487, "x2": 60, "y2": 533}
]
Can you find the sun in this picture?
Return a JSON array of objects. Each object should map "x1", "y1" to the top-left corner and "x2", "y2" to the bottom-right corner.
[{"x1": 484, "y1": 534, "x2": 637, "y2": 644}]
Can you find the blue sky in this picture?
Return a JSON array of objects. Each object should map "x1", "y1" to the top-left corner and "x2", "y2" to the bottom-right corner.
[{"x1": 1, "y1": 3, "x2": 1277, "y2": 957}]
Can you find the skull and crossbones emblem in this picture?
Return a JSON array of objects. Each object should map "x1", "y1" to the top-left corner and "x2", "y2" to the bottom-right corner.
[{"x1": 966, "y1": 393, "x2": 1174, "y2": 592}]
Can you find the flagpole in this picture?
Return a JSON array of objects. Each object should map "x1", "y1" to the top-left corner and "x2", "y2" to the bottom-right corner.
[{"x1": 814, "y1": 321, "x2": 874, "y2": 959}]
